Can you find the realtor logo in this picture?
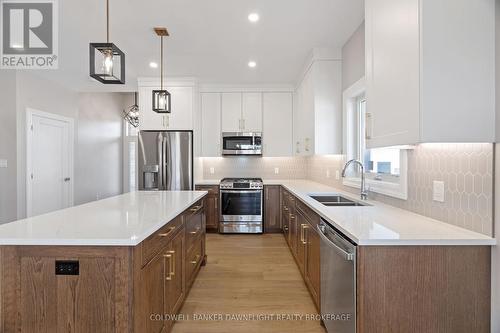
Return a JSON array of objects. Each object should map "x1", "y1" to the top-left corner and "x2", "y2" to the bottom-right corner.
[{"x1": 1, "y1": 0, "x2": 58, "y2": 69}]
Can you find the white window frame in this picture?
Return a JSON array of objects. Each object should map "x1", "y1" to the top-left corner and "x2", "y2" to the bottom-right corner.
[{"x1": 342, "y1": 77, "x2": 409, "y2": 200}]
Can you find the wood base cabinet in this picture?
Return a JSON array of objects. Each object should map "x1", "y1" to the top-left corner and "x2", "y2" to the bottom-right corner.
[
  {"x1": 264, "y1": 185, "x2": 281, "y2": 233},
  {"x1": 280, "y1": 187, "x2": 492, "y2": 331},
  {"x1": 0, "y1": 199, "x2": 207, "y2": 333},
  {"x1": 281, "y1": 188, "x2": 320, "y2": 310},
  {"x1": 195, "y1": 185, "x2": 219, "y2": 232}
]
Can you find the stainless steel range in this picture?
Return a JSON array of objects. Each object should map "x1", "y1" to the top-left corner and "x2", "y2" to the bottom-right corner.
[{"x1": 219, "y1": 178, "x2": 263, "y2": 233}]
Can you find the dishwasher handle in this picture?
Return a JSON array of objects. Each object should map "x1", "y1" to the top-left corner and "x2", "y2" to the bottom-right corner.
[{"x1": 317, "y1": 224, "x2": 355, "y2": 261}]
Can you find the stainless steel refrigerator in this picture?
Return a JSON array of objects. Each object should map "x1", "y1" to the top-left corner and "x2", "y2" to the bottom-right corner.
[{"x1": 138, "y1": 131, "x2": 193, "y2": 191}]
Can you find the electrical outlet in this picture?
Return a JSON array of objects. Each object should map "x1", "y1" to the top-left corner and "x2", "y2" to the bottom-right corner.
[
  {"x1": 432, "y1": 181, "x2": 445, "y2": 203},
  {"x1": 0, "y1": 159, "x2": 7, "y2": 168},
  {"x1": 210, "y1": 167, "x2": 215, "y2": 175},
  {"x1": 335, "y1": 170, "x2": 340, "y2": 180},
  {"x1": 326, "y1": 169, "x2": 331, "y2": 178},
  {"x1": 274, "y1": 167, "x2": 279, "y2": 175}
]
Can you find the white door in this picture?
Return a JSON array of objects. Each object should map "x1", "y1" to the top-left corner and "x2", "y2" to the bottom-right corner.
[
  {"x1": 27, "y1": 110, "x2": 73, "y2": 217},
  {"x1": 263, "y1": 93, "x2": 293, "y2": 156},
  {"x1": 221, "y1": 93, "x2": 242, "y2": 132},
  {"x1": 201, "y1": 93, "x2": 222, "y2": 157},
  {"x1": 242, "y1": 92, "x2": 262, "y2": 132}
]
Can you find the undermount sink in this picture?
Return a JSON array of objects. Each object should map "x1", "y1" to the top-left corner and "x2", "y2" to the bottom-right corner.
[{"x1": 309, "y1": 195, "x2": 369, "y2": 207}]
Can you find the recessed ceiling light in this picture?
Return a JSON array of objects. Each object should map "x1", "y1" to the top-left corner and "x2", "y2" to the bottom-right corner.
[
  {"x1": 248, "y1": 61, "x2": 257, "y2": 68},
  {"x1": 149, "y1": 62, "x2": 158, "y2": 68},
  {"x1": 248, "y1": 13, "x2": 260, "y2": 22}
]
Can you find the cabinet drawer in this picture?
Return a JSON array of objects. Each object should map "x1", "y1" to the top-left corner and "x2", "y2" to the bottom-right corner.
[
  {"x1": 141, "y1": 216, "x2": 183, "y2": 266},
  {"x1": 296, "y1": 199, "x2": 320, "y2": 227},
  {"x1": 186, "y1": 235, "x2": 204, "y2": 286},
  {"x1": 195, "y1": 185, "x2": 219, "y2": 195},
  {"x1": 185, "y1": 208, "x2": 204, "y2": 251}
]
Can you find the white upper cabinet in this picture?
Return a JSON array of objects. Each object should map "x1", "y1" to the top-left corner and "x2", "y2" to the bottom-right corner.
[
  {"x1": 221, "y1": 93, "x2": 242, "y2": 132},
  {"x1": 138, "y1": 79, "x2": 195, "y2": 131},
  {"x1": 365, "y1": 0, "x2": 495, "y2": 148},
  {"x1": 242, "y1": 93, "x2": 263, "y2": 132},
  {"x1": 294, "y1": 53, "x2": 343, "y2": 156},
  {"x1": 221, "y1": 92, "x2": 263, "y2": 133},
  {"x1": 263, "y1": 93, "x2": 293, "y2": 157},
  {"x1": 201, "y1": 93, "x2": 221, "y2": 157}
]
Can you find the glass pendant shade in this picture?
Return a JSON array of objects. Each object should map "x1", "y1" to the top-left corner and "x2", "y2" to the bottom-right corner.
[
  {"x1": 123, "y1": 93, "x2": 140, "y2": 127},
  {"x1": 89, "y1": 43, "x2": 125, "y2": 84},
  {"x1": 152, "y1": 90, "x2": 171, "y2": 113}
]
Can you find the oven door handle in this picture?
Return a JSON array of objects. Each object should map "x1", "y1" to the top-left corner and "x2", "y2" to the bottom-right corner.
[{"x1": 220, "y1": 190, "x2": 262, "y2": 194}]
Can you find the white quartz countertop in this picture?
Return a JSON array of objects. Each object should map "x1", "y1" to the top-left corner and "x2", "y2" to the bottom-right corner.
[
  {"x1": 0, "y1": 191, "x2": 207, "y2": 246},
  {"x1": 195, "y1": 179, "x2": 496, "y2": 246}
]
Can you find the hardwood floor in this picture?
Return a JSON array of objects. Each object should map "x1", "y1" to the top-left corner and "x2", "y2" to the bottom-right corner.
[{"x1": 171, "y1": 234, "x2": 325, "y2": 333}]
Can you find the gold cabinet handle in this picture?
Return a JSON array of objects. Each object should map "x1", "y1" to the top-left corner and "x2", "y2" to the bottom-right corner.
[
  {"x1": 168, "y1": 250, "x2": 175, "y2": 277},
  {"x1": 163, "y1": 253, "x2": 173, "y2": 280},
  {"x1": 300, "y1": 224, "x2": 306, "y2": 244},
  {"x1": 283, "y1": 206, "x2": 289, "y2": 211},
  {"x1": 189, "y1": 227, "x2": 200, "y2": 235},
  {"x1": 290, "y1": 214, "x2": 295, "y2": 220},
  {"x1": 301, "y1": 224, "x2": 309, "y2": 244},
  {"x1": 190, "y1": 205, "x2": 202, "y2": 212},
  {"x1": 158, "y1": 226, "x2": 176, "y2": 238},
  {"x1": 190, "y1": 254, "x2": 201, "y2": 265}
]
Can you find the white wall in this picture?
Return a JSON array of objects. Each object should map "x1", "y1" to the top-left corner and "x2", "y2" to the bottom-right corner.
[
  {"x1": 15, "y1": 72, "x2": 79, "y2": 219},
  {"x1": 0, "y1": 71, "x2": 18, "y2": 223},
  {"x1": 75, "y1": 93, "x2": 126, "y2": 205},
  {"x1": 10, "y1": 72, "x2": 129, "y2": 219},
  {"x1": 342, "y1": 21, "x2": 365, "y2": 90}
]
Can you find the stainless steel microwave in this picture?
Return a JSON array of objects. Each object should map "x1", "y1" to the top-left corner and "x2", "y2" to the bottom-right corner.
[{"x1": 222, "y1": 132, "x2": 262, "y2": 156}]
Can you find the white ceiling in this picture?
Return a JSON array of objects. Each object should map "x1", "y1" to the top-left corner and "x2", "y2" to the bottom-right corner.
[{"x1": 36, "y1": 0, "x2": 365, "y2": 91}]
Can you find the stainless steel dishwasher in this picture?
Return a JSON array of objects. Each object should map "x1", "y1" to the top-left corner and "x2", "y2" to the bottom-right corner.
[{"x1": 318, "y1": 219, "x2": 356, "y2": 333}]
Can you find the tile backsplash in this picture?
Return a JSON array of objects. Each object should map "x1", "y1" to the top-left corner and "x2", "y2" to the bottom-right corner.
[
  {"x1": 201, "y1": 157, "x2": 308, "y2": 180},
  {"x1": 200, "y1": 143, "x2": 494, "y2": 236},
  {"x1": 307, "y1": 144, "x2": 494, "y2": 236}
]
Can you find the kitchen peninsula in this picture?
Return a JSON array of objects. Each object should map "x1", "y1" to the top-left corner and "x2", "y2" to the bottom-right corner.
[{"x1": 0, "y1": 191, "x2": 207, "y2": 333}]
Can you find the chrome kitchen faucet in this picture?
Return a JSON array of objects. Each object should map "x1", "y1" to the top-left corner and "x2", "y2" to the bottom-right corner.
[{"x1": 341, "y1": 159, "x2": 368, "y2": 200}]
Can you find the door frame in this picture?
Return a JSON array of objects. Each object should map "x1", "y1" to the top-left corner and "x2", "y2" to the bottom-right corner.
[{"x1": 26, "y1": 108, "x2": 75, "y2": 217}]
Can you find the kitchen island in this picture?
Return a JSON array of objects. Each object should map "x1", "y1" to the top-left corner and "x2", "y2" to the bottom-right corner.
[{"x1": 0, "y1": 191, "x2": 208, "y2": 333}]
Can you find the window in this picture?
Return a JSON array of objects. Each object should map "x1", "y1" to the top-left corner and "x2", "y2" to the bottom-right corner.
[
  {"x1": 123, "y1": 121, "x2": 138, "y2": 192},
  {"x1": 343, "y1": 78, "x2": 409, "y2": 200}
]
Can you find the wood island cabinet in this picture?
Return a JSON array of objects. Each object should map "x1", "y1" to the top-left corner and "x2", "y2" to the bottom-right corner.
[{"x1": 0, "y1": 199, "x2": 207, "y2": 333}]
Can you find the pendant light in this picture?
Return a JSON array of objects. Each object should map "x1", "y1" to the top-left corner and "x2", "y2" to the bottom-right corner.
[
  {"x1": 89, "y1": 0, "x2": 125, "y2": 84},
  {"x1": 123, "y1": 92, "x2": 139, "y2": 128},
  {"x1": 152, "y1": 27, "x2": 171, "y2": 113}
]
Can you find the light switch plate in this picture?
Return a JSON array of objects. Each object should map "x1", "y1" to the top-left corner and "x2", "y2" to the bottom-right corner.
[
  {"x1": 274, "y1": 167, "x2": 279, "y2": 175},
  {"x1": 0, "y1": 159, "x2": 7, "y2": 168},
  {"x1": 209, "y1": 167, "x2": 215, "y2": 175},
  {"x1": 433, "y1": 181, "x2": 445, "y2": 202},
  {"x1": 335, "y1": 170, "x2": 340, "y2": 180},
  {"x1": 326, "y1": 169, "x2": 331, "y2": 178}
]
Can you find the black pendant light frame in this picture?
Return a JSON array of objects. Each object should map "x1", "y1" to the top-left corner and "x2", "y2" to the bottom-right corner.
[
  {"x1": 89, "y1": 0, "x2": 126, "y2": 84},
  {"x1": 152, "y1": 27, "x2": 171, "y2": 113}
]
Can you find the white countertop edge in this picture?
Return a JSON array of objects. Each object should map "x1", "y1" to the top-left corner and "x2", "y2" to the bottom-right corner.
[
  {"x1": 0, "y1": 191, "x2": 208, "y2": 247},
  {"x1": 194, "y1": 179, "x2": 496, "y2": 246},
  {"x1": 279, "y1": 182, "x2": 496, "y2": 246},
  {"x1": 356, "y1": 239, "x2": 497, "y2": 246}
]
